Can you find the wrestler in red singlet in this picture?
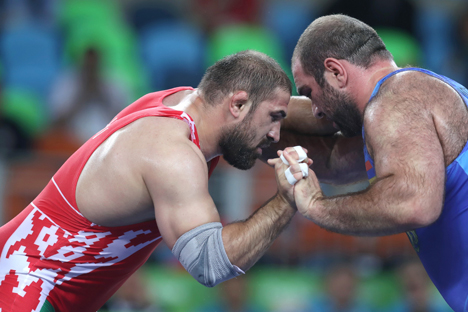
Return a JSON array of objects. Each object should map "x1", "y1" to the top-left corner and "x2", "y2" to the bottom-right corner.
[{"x1": 0, "y1": 87, "x2": 219, "y2": 312}]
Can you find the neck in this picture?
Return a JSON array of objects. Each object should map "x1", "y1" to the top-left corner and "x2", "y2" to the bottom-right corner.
[
  {"x1": 182, "y1": 91, "x2": 224, "y2": 162},
  {"x1": 362, "y1": 60, "x2": 399, "y2": 106}
]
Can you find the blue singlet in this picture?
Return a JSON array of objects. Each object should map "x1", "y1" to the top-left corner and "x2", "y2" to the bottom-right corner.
[{"x1": 362, "y1": 68, "x2": 468, "y2": 312}]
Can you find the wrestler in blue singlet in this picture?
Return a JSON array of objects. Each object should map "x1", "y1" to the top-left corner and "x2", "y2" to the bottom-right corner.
[{"x1": 363, "y1": 68, "x2": 468, "y2": 311}]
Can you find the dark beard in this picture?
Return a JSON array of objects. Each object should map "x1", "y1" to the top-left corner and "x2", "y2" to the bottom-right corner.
[
  {"x1": 322, "y1": 82, "x2": 363, "y2": 137},
  {"x1": 219, "y1": 119, "x2": 265, "y2": 170}
]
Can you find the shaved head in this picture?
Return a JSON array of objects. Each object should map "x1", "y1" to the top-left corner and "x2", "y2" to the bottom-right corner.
[{"x1": 293, "y1": 14, "x2": 392, "y2": 87}]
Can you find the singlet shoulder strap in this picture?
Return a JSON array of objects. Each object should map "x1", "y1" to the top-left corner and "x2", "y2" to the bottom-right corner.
[{"x1": 369, "y1": 67, "x2": 421, "y2": 101}]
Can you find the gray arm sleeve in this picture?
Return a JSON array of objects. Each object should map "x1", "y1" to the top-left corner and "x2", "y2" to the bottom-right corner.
[{"x1": 172, "y1": 222, "x2": 245, "y2": 287}]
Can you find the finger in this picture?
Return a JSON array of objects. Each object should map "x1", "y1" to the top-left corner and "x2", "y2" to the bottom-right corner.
[
  {"x1": 267, "y1": 157, "x2": 281, "y2": 166},
  {"x1": 296, "y1": 156, "x2": 313, "y2": 167},
  {"x1": 299, "y1": 163, "x2": 309, "y2": 177},
  {"x1": 285, "y1": 167, "x2": 300, "y2": 185},
  {"x1": 284, "y1": 162, "x2": 307, "y2": 185},
  {"x1": 289, "y1": 163, "x2": 308, "y2": 178},
  {"x1": 280, "y1": 152, "x2": 288, "y2": 165},
  {"x1": 282, "y1": 146, "x2": 308, "y2": 165},
  {"x1": 282, "y1": 147, "x2": 299, "y2": 164},
  {"x1": 283, "y1": 150, "x2": 299, "y2": 166},
  {"x1": 292, "y1": 146, "x2": 308, "y2": 162},
  {"x1": 295, "y1": 167, "x2": 322, "y2": 202}
]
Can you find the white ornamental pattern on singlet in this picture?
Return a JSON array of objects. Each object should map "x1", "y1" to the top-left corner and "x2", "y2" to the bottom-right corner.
[
  {"x1": 0, "y1": 204, "x2": 160, "y2": 311},
  {"x1": 0, "y1": 88, "x2": 200, "y2": 311}
]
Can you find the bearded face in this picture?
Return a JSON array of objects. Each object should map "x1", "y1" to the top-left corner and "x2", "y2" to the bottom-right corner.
[
  {"x1": 321, "y1": 81, "x2": 363, "y2": 137},
  {"x1": 218, "y1": 115, "x2": 271, "y2": 170}
]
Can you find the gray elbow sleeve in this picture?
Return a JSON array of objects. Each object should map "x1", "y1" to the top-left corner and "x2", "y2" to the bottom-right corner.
[{"x1": 172, "y1": 222, "x2": 244, "y2": 287}]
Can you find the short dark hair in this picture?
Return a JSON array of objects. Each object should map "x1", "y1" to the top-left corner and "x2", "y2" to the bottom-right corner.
[
  {"x1": 293, "y1": 14, "x2": 393, "y2": 87},
  {"x1": 198, "y1": 50, "x2": 292, "y2": 113}
]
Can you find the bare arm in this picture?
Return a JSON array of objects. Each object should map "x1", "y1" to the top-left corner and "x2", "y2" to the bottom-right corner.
[
  {"x1": 261, "y1": 96, "x2": 366, "y2": 184},
  {"x1": 221, "y1": 194, "x2": 295, "y2": 270},
  {"x1": 266, "y1": 131, "x2": 366, "y2": 185},
  {"x1": 285, "y1": 87, "x2": 446, "y2": 236},
  {"x1": 282, "y1": 96, "x2": 337, "y2": 135},
  {"x1": 143, "y1": 131, "x2": 295, "y2": 271}
]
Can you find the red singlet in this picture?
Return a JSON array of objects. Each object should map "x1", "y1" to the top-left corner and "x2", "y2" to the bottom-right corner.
[{"x1": 0, "y1": 87, "x2": 219, "y2": 312}]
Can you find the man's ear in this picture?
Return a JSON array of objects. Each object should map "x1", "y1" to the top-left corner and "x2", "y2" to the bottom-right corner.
[
  {"x1": 323, "y1": 58, "x2": 347, "y2": 89},
  {"x1": 229, "y1": 91, "x2": 250, "y2": 118}
]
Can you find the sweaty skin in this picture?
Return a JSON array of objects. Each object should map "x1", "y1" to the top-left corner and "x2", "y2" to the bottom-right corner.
[
  {"x1": 76, "y1": 87, "x2": 300, "y2": 270},
  {"x1": 270, "y1": 14, "x2": 468, "y2": 311},
  {"x1": 0, "y1": 50, "x2": 308, "y2": 312},
  {"x1": 276, "y1": 62, "x2": 468, "y2": 236},
  {"x1": 262, "y1": 96, "x2": 366, "y2": 185}
]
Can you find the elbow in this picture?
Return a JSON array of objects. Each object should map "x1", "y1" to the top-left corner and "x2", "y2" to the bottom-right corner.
[
  {"x1": 404, "y1": 198, "x2": 443, "y2": 229},
  {"x1": 172, "y1": 222, "x2": 244, "y2": 289},
  {"x1": 192, "y1": 267, "x2": 243, "y2": 288},
  {"x1": 194, "y1": 274, "x2": 218, "y2": 288}
]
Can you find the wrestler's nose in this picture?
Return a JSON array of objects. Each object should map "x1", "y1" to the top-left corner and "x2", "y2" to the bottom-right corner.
[
  {"x1": 268, "y1": 123, "x2": 281, "y2": 143},
  {"x1": 312, "y1": 104, "x2": 325, "y2": 119}
]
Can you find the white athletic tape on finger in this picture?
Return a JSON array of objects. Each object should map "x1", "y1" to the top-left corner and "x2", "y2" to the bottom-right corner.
[
  {"x1": 280, "y1": 146, "x2": 307, "y2": 165},
  {"x1": 285, "y1": 167, "x2": 298, "y2": 185},
  {"x1": 285, "y1": 163, "x2": 309, "y2": 185},
  {"x1": 299, "y1": 163, "x2": 309, "y2": 177}
]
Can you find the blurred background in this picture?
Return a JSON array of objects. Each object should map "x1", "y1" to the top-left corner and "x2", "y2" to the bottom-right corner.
[{"x1": 0, "y1": 0, "x2": 466, "y2": 311}]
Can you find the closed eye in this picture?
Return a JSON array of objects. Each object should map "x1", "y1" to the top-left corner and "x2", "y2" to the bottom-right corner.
[
  {"x1": 271, "y1": 111, "x2": 286, "y2": 122},
  {"x1": 298, "y1": 86, "x2": 312, "y2": 99},
  {"x1": 271, "y1": 115, "x2": 281, "y2": 122}
]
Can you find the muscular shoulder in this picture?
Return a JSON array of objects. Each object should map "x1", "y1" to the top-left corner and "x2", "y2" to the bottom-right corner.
[
  {"x1": 128, "y1": 117, "x2": 207, "y2": 176},
  {"x1": 363, "y1": 71, "x2": 438, "y2": 156},
  {"x1": 90, "y1": 116, "x2": 205, "y2": 181},
  {"x1": 365, "y1": 70, "x2": 461, "y2": 121},
  {"x1": 363, "y1": 70, "x2": 466, "y2": 159}
]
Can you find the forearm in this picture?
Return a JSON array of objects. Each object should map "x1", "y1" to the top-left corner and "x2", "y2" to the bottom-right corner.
[
  {"x1": 301, "y1": 176, "x2": 439, "y2": 236},
  {"x1": 282, "y1": 96, "x2": 337, "y2": 135},
  {"x1": 315, "y1": 193, "x2": 407, "y2": 236},
  {"x1": 221, "y1": 194, "x2": 295, "y2": 270},
  {"x1": 263, "y1": 132, "x2": 366, "y2": 185},
  {"x1": 314, "y1": 133, "x2": 367, "y2": 184}
]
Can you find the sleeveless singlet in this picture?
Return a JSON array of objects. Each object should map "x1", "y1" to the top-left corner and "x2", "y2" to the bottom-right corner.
[
  {"x1": 363, "y1": 68, "x2": 468, "y2": 311},
  {"x1": 0, "y1": 87, "x2": 220, "y2": 312}
]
